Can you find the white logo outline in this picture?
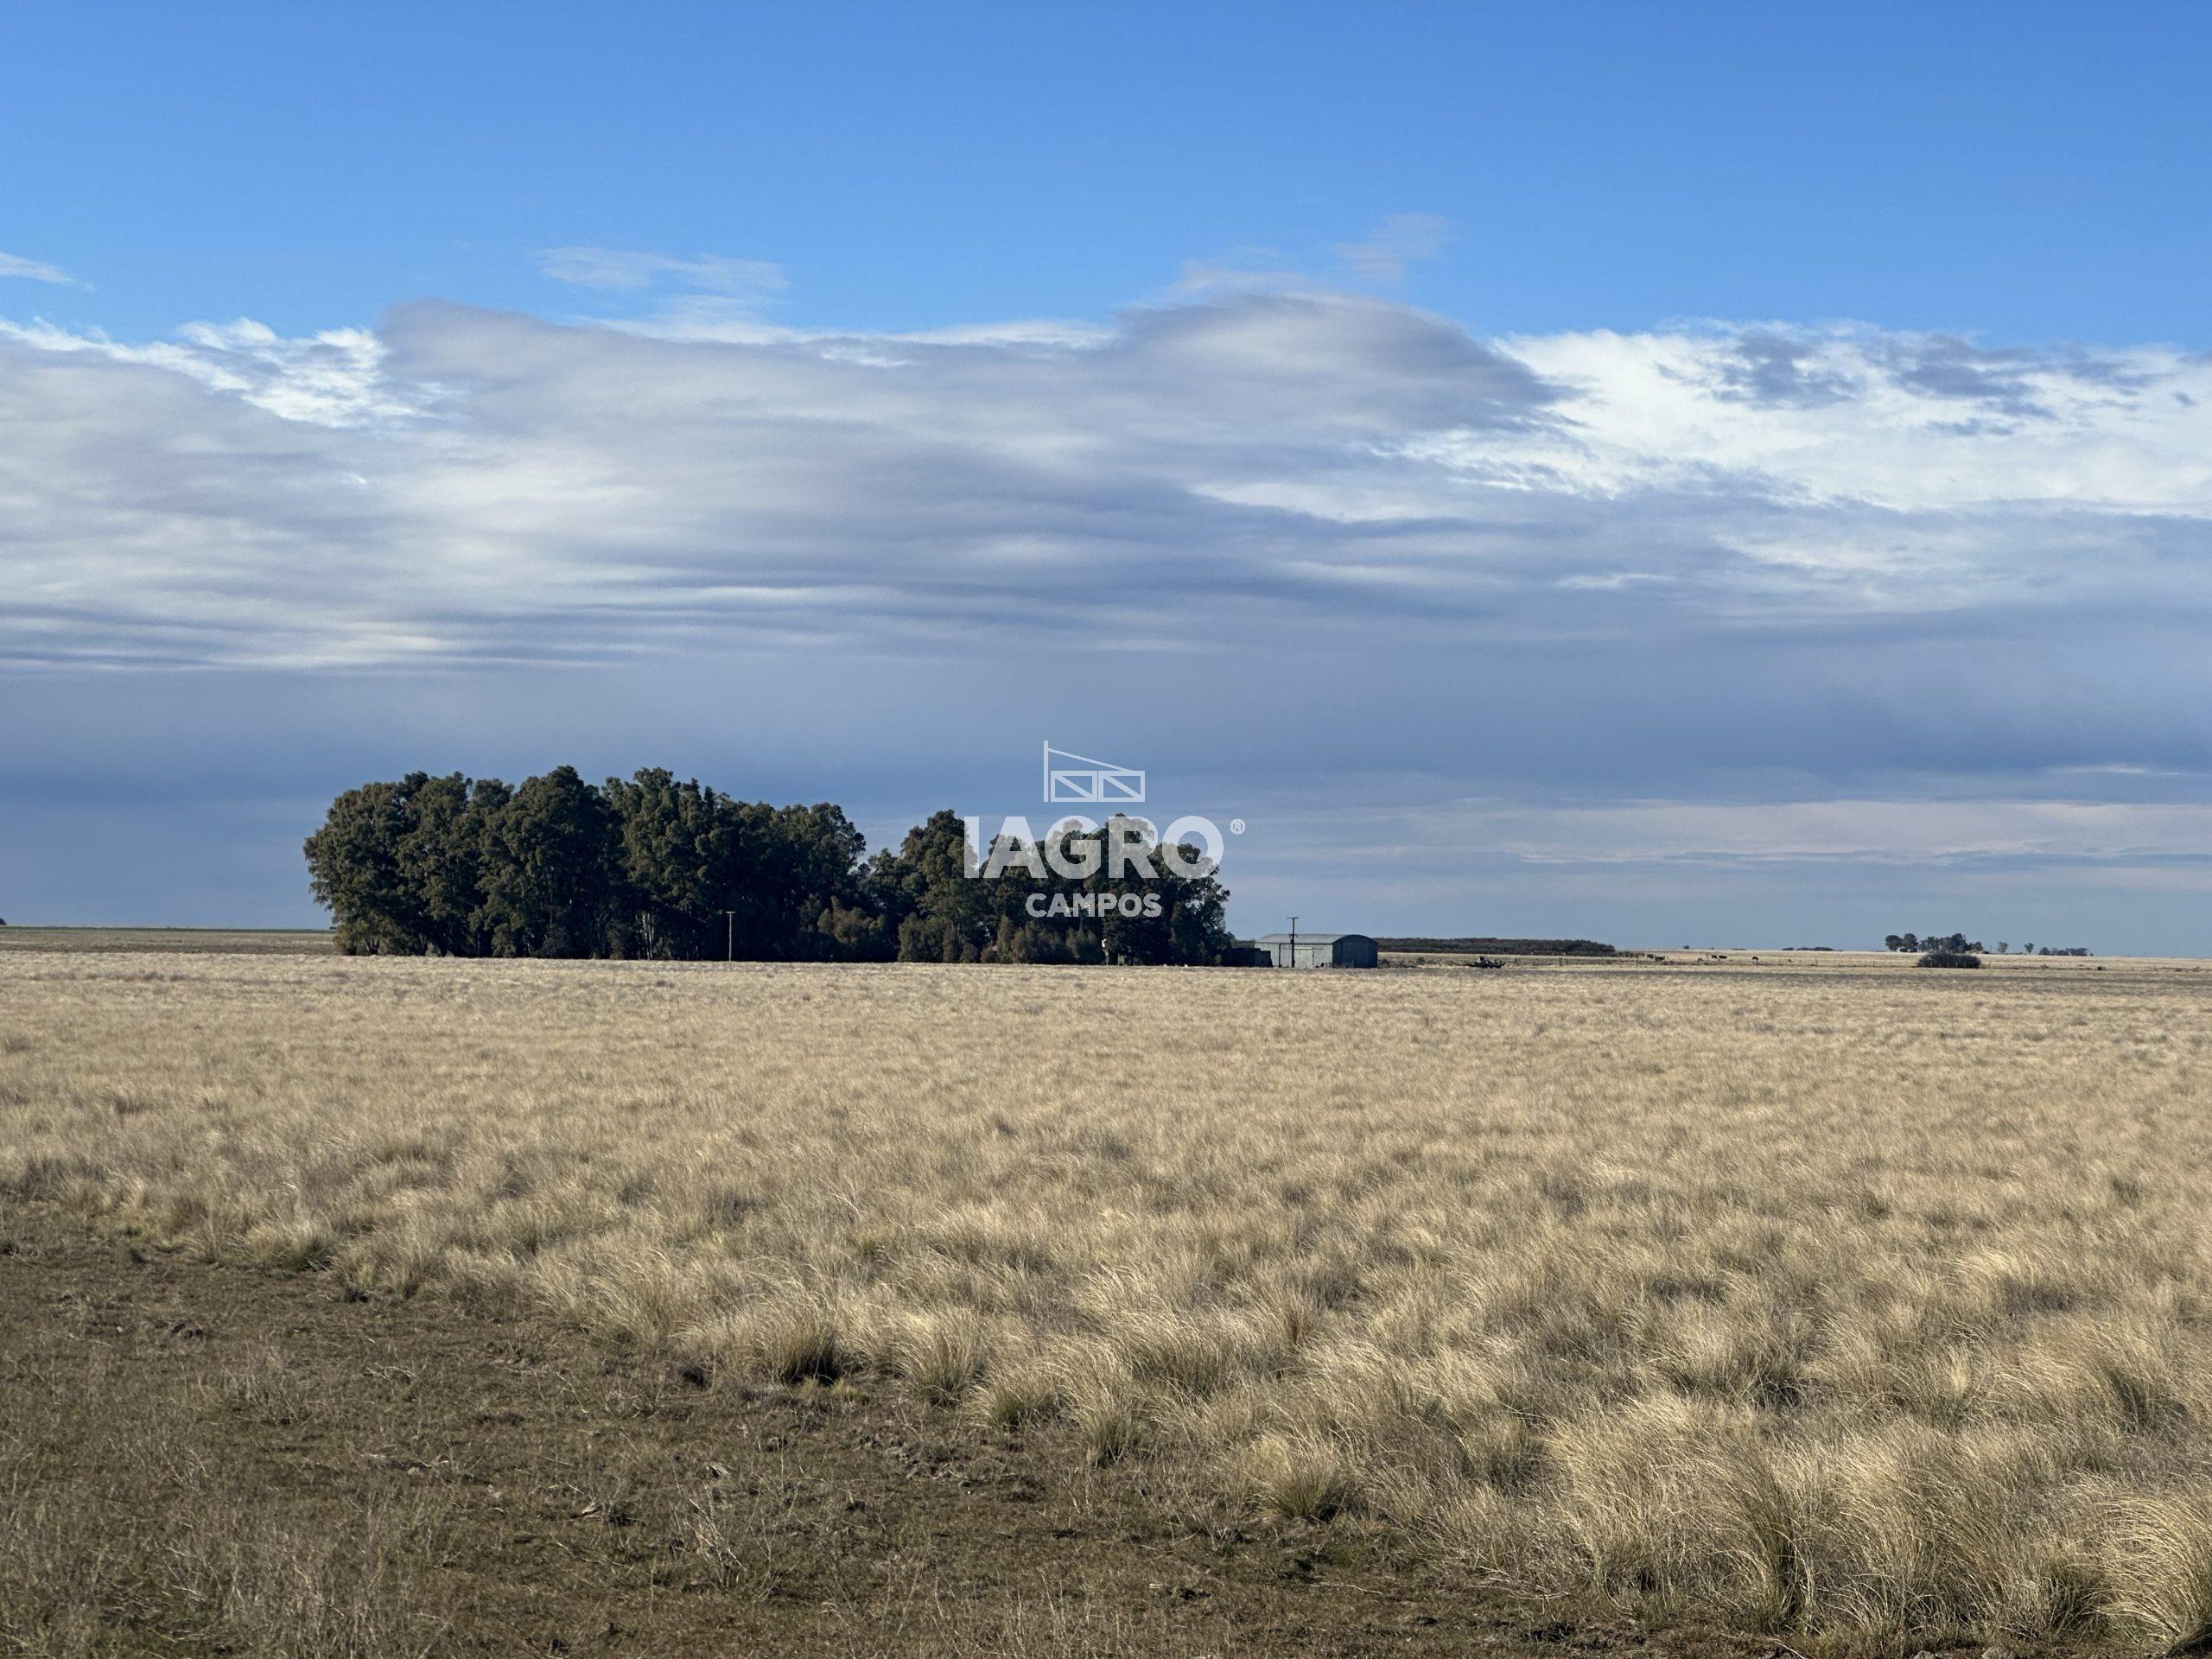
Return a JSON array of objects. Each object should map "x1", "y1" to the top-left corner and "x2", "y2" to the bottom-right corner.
[{"x1": 1042, "y1": 741, "x2": 1146, "y2": 804}]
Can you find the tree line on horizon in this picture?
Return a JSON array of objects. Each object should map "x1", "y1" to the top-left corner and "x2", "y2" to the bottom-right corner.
[
  {"x1": 1883, "y1": 932, "x2": 2092, "y2": 957},
  {"x1": 303, "y1": 767, "x2": 1232, "y2": 965}
]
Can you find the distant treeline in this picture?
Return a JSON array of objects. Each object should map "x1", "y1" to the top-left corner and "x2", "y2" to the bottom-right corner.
[
  {"x1": 1376, "y1": 937, "x2": 1619, "y2": 957},
  {"x1": 304, "y1": 768, "x2": 1230, "y2": 964},
  {"x1": 1884, "y1": 932, "x2": 2091, "y2": 957}
]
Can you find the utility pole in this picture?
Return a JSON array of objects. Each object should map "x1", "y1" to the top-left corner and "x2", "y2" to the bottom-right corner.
[
  {"x1": 721, "y1": 910, "x2": 735, "y2": 963},
  {"x1": 1288, "y1": 914, "x2": 1298, "y2": 969}
]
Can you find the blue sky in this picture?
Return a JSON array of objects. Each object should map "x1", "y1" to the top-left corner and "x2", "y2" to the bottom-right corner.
[
  {"x1": 12, "y1": 3, "x2": 2212, "y2": 344},
  {"x1": 5, "y1": 3, "x2": 2212, "y2": 950}
]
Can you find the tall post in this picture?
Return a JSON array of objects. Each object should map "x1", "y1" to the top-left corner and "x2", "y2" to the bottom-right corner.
[
  {"x1": 1288, "y1": 914, "x2": 1298, "y2": 969},
  {"x1": 722, "y1": 909, "x2": 734, "y2": 963}
]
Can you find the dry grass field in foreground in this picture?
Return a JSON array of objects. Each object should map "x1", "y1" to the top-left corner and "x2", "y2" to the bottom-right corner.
[{"x1": 6, "y1": 950, "x2": 2212, "y2": 1650}]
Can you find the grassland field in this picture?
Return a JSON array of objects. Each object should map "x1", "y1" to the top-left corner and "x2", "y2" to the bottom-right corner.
[
  {"x1": 0, "y1": 926, "x2": 336, "y2": 955},
  {"x1": 6, "y1": 940, "x2": 2212, "y2": 1654}
]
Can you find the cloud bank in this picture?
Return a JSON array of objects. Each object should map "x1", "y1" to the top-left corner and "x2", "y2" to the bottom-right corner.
[{"x1": 8, "y1": 291, "x2": 2210, "y2": 672}]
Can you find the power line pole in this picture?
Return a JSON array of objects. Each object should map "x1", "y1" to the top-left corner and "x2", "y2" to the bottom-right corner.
[
  {"x1": 1288, "y1": 914, "x2": 1298, "y2": 969},
  {"x1": 721, "y1": 910, "x2": 734, "y2": 963}
]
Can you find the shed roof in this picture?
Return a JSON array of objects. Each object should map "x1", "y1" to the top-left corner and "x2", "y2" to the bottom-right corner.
[{"x1": 1255, "y1": 932, "x2": 1369, "y2": 944}]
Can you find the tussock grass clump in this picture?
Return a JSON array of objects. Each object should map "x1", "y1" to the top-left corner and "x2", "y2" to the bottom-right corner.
[
  {"x1": 10, "y1": 949, "x2": 2212, "y2": 1648},
  {"x1": 239, "y1": 1216, "x2": 339, "y2": 1272},
  {"x1": 976, "y1": 1351, "x2": 1060, "y2": 1430},
  {"x1": 1073, "y1": 1396, "x2": 1145, "y2": 1465},
  {"x1": 1047, "y1": 1344, "x2": 1152, "y2": 1464},
  {"x1": 1237, "y1": 1431, "x2": 1362, "y2": 1521},
  {"x1": 738, "y1": 1299, "x2": 852, "y2": 1385},
  {"x1": 1552, "y1": 1395, "x2": 1808, "y2": 1624},
  {"x1": 1458, "y1": 1412, "x2": 1548, "y2": 1494},
  {"x1": 2100, "y1": 1493, "x2": 2212, "y2": 1650},
  {"x1": 882, "y1": 1308, "x2": 993, "y2": 1402}
]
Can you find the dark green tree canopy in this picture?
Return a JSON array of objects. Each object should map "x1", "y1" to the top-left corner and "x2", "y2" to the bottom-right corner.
[{"x1": 305, "y1": 773, "x2": 1230, "y2": 965}]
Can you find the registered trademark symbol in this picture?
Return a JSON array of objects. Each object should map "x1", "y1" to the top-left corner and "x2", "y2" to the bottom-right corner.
[{"x1": 1230, "y1": 819, "x2": 1246, "y2": 835}]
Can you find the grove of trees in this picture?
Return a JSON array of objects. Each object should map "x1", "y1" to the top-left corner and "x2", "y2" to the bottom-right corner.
[
  {"x1": 303, "y1": 769, "x2": 1231, "y2": 965},
  {"x1": 1886, "y1": 931, "x2": 1986, "y2": 955},
  {"x1": 1884, "y1": 932, "x2": 2092, "y2": 957}
]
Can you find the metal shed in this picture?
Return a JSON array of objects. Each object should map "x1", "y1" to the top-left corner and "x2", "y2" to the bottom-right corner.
[{"x1": 1252, "y1": 931, "x2": 1379, "y2": 969}]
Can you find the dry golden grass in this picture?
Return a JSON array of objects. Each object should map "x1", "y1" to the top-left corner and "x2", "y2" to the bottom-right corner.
[
  {"x1": 0, "y1": 926, "x2": 333, "y2": 956},
  {"x1": 6, "y1": 950, "x2": 2212, "y2": 1648}
]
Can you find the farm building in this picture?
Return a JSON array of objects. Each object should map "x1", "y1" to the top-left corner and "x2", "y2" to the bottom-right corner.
[{"x1": 1251, "y1": 931, "x2": 1379, "y2": 969}]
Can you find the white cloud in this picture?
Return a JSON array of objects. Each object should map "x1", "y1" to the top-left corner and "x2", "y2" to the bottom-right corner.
[
  {"x1": 1333, "y1": 213, "x2": 1452, "y2": 284},
  {"x1": 0, "y1": 251, "x2": 79, "y2": 286},
  {"x1": 530, "y1": 247, "x2": 793, "y2": 337},
  {"x1": 1475, "y1": 324, "x2": 2212, "y2": 514},
  {"x1": 0, "y1": 316, "x2": 418, "y2": 427},
  {"x1": 533, "y1": 245, "x2": 786, "y2": 297},
  {"x1": 3, "y1": 289, "x2": 2211, "y2": 698},
  {"x1": 1172, "y1": 247, "x2": 1306, "y2": 294}
]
